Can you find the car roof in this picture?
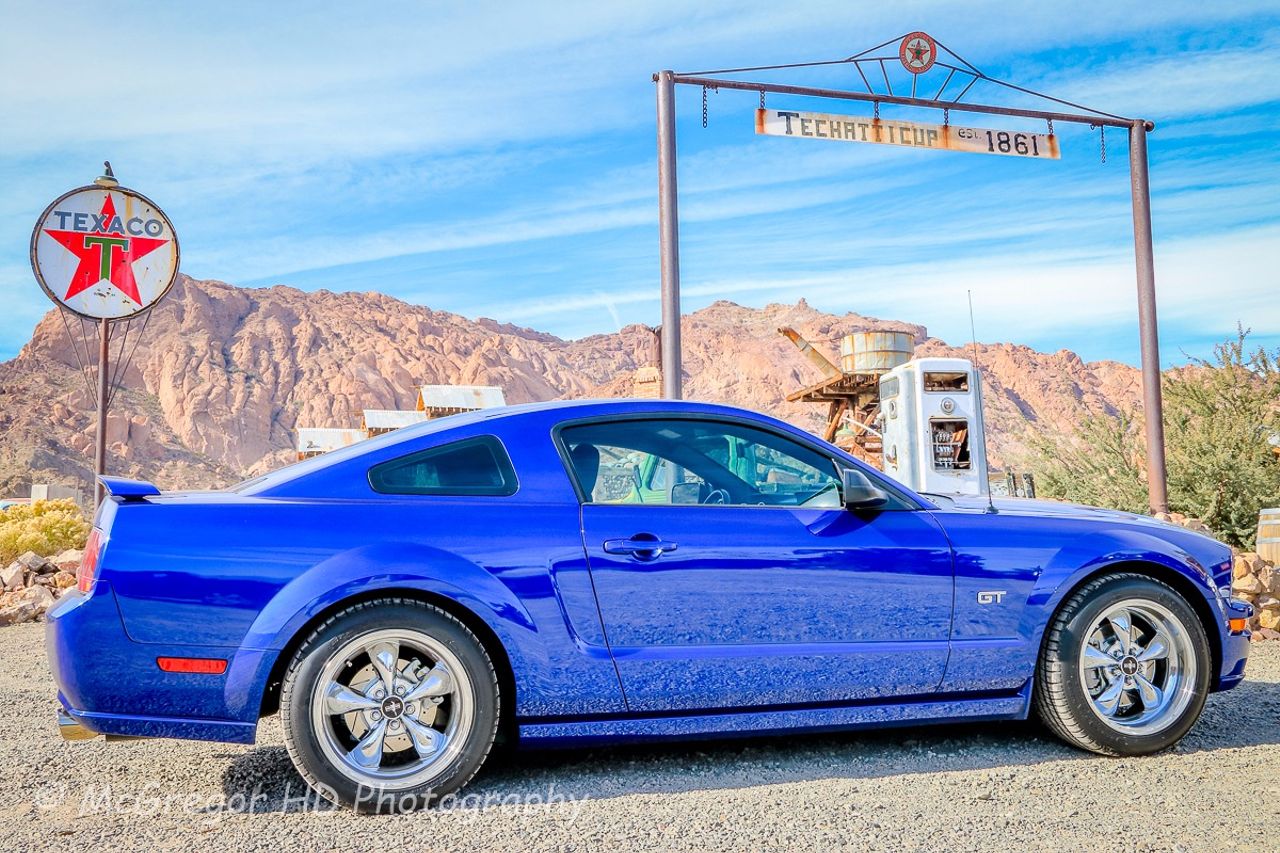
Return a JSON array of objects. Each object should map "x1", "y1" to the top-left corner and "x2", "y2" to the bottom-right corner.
[{"x1": 233, "y1": 398, "x2": 788, "y2": 495}]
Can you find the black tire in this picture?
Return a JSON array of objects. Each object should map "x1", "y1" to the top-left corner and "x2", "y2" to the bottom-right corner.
[
  {"x1": 279, "y1": 598, "x2": 499, "y2": 813},
  {"x1": 1034, "y1": 572, "x2": 1210, "y2": 756}
]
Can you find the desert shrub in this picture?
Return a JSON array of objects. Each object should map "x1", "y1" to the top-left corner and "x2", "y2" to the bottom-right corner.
[
  {"x1": 1032, "y1": 330, "x2": 1280, "y2": 549},
  {"x1": 1032, "y1": 410, "x2": 1150, "y2": 515},
  {"x1": 0, "y1": 499, "x2": 90, "y2": 565}
]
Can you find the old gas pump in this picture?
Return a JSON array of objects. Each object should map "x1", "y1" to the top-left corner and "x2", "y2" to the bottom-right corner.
[{"x1": 879, "y1": 357, "x2": 989, "y2": 497}]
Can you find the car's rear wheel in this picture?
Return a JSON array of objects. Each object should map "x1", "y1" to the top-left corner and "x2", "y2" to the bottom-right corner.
[
  {"x1": 279, "y1": 598, "x2": 499, "y2": 813},
  {"x1": 1034, "y1": 573, "x2": 1210, "y2": 756}
]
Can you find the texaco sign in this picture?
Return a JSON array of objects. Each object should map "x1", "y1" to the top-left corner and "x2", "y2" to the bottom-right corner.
[
  {"x1": 30, "y1": 185, "x2": 179, "y2": 320},
  {"x1": 899, "y1": 31, "x2": 937, "y2": 74}
]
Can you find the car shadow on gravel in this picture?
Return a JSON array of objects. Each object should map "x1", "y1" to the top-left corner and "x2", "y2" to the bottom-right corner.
[{"x1": 220, "y1": 678, "x2": 1280, "y2": 814}]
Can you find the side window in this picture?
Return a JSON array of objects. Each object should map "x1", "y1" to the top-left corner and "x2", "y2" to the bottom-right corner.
[
  {"x1": 560, "y1": 419, "x2": 842, "y2": 508},
  {"x1": 368, "y1": 436, "x2": 517, "y2": 496}
]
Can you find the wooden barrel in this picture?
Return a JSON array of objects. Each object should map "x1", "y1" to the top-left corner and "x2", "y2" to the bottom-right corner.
[{"x1": 1259, "y1": 508, "x2": 1280, "y2": 564}]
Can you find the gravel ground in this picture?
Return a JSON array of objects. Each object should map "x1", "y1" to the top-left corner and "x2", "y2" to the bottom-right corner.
[{"x1": 2, "y1": 624, "x2": 1276, "y2": 852}]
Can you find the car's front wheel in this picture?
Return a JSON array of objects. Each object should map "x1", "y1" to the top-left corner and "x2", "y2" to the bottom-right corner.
[
  {"x1": 1035, "y1": 572, "x2": 1210, "y2": 756},
  {"x1": 279, "y1": 598, "x2": 499, "y2": 813}
]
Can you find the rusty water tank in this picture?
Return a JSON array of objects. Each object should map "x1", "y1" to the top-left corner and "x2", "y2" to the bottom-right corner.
[
  {"x1": 1258, "y1": 508, "x2": 1280, "y2": 565},
  {"x1": 840, "y1": 331, "x2": 915, "y2": 374}
]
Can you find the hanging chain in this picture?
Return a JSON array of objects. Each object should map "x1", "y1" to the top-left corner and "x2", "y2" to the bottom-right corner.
[
  {"x1": 942, "y1": 107, "x2": 950, "y2": 127},
  {"x1": 759, "y1": 88, "x2": 765, "y2": 109},
  {"x1": 701, "y1": 85, "x2": 708, "y2": 128},
  {"x1": 873, "y1": 100, "x2": 880, "y2": 121},
  {"x1": 1100, "y1": 124, "x2": 1106, "y2": 163},
  {"x1": 1046, "y1": 118, "x2": 1054, "y2": 136}
]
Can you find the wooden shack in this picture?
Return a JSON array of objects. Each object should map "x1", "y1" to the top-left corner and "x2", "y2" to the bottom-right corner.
[
  {"x1": 296, "y1": 427, "x2": 366, "y2": 460},
  {"x1": 415, "y1": 385, "x2": 506, "y2": 419},
  {"x1": 360, "y1": 409, "x2": 429, "y2": 437}
]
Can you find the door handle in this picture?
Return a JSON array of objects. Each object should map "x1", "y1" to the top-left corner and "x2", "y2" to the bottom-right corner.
[{"x1": 603, "y1": 536, "x2": 679, "y2": 560}]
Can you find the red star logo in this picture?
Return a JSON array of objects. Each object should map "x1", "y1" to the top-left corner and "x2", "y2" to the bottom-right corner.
[{"x1": 42, "y1": 195, "x2": 169, "y2": 305}]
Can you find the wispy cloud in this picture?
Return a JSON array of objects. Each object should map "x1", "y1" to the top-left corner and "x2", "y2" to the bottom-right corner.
[
  {"x1": 498, "y1": 223, "x2": 1280, "y2": 364},
  {"x1": 1, "y1": 1, "x2": 1278, "y2": 365}
]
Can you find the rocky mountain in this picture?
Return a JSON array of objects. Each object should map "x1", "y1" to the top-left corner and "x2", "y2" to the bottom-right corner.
[{"x1": 0, "y1": 275, "x2": 1140, "y2": 496}]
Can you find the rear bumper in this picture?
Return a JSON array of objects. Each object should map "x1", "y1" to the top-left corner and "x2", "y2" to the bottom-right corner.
[
  {"x1": 46, "y1": 583, "x2": 266, "y2": 744},
  {"x1": 56, "y1": 706, "x2": 96, "y2": 741},
  {"x1": 55, "y1": 697, "x2": 256, "y2": 743}
]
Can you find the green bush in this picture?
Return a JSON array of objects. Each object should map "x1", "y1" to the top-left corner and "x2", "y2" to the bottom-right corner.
[
  {"x1": 1032, "y1": 330, "x2": 1280, "y2": 549},
  {"x1": 0, "y1": 499, "x2": 90, "y2": 565},
  {"x1": 1031, "y1": 411, "x2": 1150, "y2": 515}
]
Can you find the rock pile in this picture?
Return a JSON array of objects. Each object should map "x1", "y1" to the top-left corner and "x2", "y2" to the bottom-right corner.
[
  {"x1": 1153, "y1": 511, "x2": 1213, "y2": 536},
  {"x1": 1231, "y1": 551, "x2": 1280, "y2": 639},
  {"x1": 0, "y1": 549, "x2": 80, "y2": 624}
]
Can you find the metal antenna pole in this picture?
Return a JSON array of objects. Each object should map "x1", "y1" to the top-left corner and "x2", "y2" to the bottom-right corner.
[
  {"x1": 656, "y1": 70, "x2": 683, "y2": 399},
  {"x1": 95, "y1": 318, "x2": 109, "y2": 505},
  {"x1": 1128, "y1": 120, "x2": 1168, "y2": 514},
  {"x1": 968, "y1": 291, "x2": 996, "y2": 511}
]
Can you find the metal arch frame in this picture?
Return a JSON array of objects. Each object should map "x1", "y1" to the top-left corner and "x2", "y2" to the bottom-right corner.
[{"x1": 653, "y1": 36, "x2": 1169, "y2": 513}]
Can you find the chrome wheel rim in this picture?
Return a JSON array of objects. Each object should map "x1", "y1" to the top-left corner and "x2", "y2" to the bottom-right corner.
[
  {"x1": 311, "y1": 628, "x2": 473, "y2": 787},
  {"x1": 1079, "y1": 598, "x2": 1196, "y2": 734}
]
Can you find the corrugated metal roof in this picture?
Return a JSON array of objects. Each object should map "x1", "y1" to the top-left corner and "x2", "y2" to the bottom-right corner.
[
  {"x1": 361, "y1": 409, "x2": 429, "y2": 430},
  {"x1": 296, "y1": 428, "x2": 366, "y2": 453},
  {"x1": 416, "y1": 385, "x2": 506, "y2": 411}
]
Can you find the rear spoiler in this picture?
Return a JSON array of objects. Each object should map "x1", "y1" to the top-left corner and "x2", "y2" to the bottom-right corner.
[{"x1": 98, "y1": 476, "x2": 161, "y2": 502}]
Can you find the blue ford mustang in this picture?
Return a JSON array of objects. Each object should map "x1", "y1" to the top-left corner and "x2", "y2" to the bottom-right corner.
[{"x1": 48, "y1": 400, "x2": 1252, "y2": 812}]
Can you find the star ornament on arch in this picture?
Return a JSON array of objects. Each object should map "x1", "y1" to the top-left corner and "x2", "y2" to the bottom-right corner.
[
  {"x1": 906, "y1": 39, "x2": 931, "y2": 66},
  {"x1": 42, "y1": 195, "x2": 169, "y2": 306}
]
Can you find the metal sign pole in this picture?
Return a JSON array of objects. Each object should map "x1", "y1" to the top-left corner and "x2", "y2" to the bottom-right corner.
[
  {"x1": 652, "y1": 38, "x2": 1173, "y2": 509},
  {"x1": 655, "y1": 69, "x2": 683, "y2": 400},
  {"x1": 1128, "y1": 120, "x2": 1169, "y2": 513},
  {"x1": 95, "y1": 318, "x2": 109, "y2": 506},
  {"x1": 30, "y1": 165, "x2": 179, "y2": 508}
]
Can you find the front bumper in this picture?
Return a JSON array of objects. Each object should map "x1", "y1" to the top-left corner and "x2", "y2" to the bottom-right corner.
[{"x1": 1215, "y1": 596, "x2": 1253, "y2": 691}]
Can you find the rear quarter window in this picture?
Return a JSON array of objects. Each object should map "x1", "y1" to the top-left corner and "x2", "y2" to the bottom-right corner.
[{"x1": 367, "y1": 436, "x2": 518, "y2": 496}]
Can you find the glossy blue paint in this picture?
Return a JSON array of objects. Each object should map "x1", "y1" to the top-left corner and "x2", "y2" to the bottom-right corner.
[
  {"x1": 45, "y1": 400, "x2": 1250, "y2": 747},
  {"x1": 98, "y1": 476, "x2": 161, "y2": 499},
  {"x1": 45, "y1": 582, "x2": 260, "y2": 742},
  {"x1": 582, "y1": 503, "x2": 954, "y2": 710}
]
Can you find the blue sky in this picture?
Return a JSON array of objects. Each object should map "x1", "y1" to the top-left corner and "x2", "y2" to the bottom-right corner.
[{"x1": 1, "y1": 1, "x2": 1277, "y2": 365}]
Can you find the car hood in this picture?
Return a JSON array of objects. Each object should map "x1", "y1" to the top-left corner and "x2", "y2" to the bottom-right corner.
[
  {"x1": 923, "y1": 493, "x2": 1161, "y2": 524},
  {"x1": 923, "y1": 493, "x2": 1232, "y2": 574}
]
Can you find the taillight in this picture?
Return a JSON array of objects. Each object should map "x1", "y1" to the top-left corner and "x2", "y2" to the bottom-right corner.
[
  {"x1": 77, "y1": 528, "x2": 104, "y2": 593},
  {"x1": 157, "y1": 657, "x2": 228, "y2": 674}
]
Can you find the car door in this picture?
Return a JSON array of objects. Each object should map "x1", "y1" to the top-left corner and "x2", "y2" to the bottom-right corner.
[{"x1": 559, "y1": 415, "x2": 955, "y2": 713}]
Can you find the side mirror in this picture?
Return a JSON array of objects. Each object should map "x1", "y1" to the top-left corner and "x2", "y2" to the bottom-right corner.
[
  {"x1": 669, "y1": 481, "x2": 702, "y2": 505},
  {"x1": 840, "y1": 468, "x2": 889, "y2": 510}
]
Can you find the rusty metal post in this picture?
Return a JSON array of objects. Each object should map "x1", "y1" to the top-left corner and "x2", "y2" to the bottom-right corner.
[
  {"x1": 94, "y1": 318, "x2": 110, "y2": 505},
  {"x1": 656, "y1": 70, "x2": 683, "y2": 399},
  {"x1": 1128, "y1": 120, "x2": 1168, "y2": 514}
]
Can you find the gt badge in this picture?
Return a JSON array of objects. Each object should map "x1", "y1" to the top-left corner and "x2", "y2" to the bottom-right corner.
[{"x1": 977, "y1": 590, "x2": 1007, "y2": 605}]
